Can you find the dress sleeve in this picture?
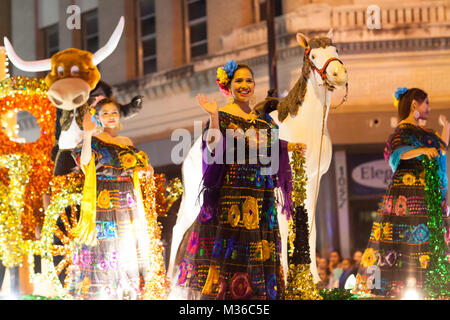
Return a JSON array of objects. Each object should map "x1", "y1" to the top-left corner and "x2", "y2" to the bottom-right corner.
[
  {"x1": 384, "y1": 128, "x2": 418, "y2": 172},
  {"x1": 71, "y1": 139, "x2": 100, "y2": 173}
]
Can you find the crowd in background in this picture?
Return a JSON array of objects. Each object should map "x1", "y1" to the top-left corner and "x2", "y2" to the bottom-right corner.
[{"x1": 315, "y1": 249, "x2": 363, "y2": 290}]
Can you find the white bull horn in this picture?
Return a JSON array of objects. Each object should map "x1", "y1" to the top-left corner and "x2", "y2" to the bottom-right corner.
[
  {"x1": 3, "y1": 37, "x2": 51, "y2": 72},
  {"x1": 327, "y1": 28, "x2": 334, "y2": 40},
  {"x1": 92, "y1": 16, "x2": 125, "y2": 66}
]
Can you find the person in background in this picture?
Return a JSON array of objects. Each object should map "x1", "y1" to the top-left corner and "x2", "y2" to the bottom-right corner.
[
  {"x1": 338, "y1": 258, "x2": 357, "y2": 289},
  {"x1": 317, "y1": 268, "x2": 330, "y2": 291},
  {"x1": 317, "y1": 258, "x2": 328, "y2": 272},
  {"x1": 315, "y1": 250, "x2": 322, "y2": 270},
  {"x1": 328, "y1": 250, "x2": 343, "y2": 288},
  {"x1": 352, "y1": 250, "x2": 362, "y2": 269}
]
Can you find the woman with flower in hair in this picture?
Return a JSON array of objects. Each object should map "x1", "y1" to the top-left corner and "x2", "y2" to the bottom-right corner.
[
  {"x1": 353, "y1": 87, "x2": 450, "y2": 298},
  {"x1": 67, "y1": 97, "x2": 156, "y2": 299},
  {"x1": 173, "y1": 60, "x2": 293, "y2": 300}
]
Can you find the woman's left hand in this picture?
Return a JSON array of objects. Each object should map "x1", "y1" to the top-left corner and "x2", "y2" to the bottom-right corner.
[{"x1": 439, "y1": 114, "x2": 449, "y2": 128}]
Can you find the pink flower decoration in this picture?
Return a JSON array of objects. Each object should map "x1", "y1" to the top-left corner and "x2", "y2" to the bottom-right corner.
[{"x1": 187, "y1": 231, "x2": 199, "y2": 255}]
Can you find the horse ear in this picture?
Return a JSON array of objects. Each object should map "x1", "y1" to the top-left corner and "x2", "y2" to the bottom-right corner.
[
  {"x1": 327, "y1": 28, "x2": 334, "y2": 40},
  {"x1": 296, "y1": 33, "x2": 309, "y2": 49}
]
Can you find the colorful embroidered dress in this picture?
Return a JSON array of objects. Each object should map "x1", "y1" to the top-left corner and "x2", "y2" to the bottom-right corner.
[
  {"x1": 354, "y1": 123, "x2": 450, "y2": 298},
  {"x1": 175, "y1": 111, "x2": 291, "y2": 300},
  {"x1": 68, "y1": 137, "x2": 152, "y2": 299}
]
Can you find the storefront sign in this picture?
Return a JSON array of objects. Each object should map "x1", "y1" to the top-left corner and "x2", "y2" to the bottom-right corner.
[
  {"x1": 351, "y1": 159, "x2": 392, "y2": 189},
  {"x1": 347, "y1": 153, "x2": 392, "y2": 195}
]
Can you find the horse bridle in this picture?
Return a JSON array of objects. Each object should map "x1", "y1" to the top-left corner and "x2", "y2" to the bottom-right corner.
[
  {"x1": 302, "y1": 46, "x2": 349, "y2": 241},
  {"x1": 304, "y1": 47, "x2": 348, "y2": 109}
]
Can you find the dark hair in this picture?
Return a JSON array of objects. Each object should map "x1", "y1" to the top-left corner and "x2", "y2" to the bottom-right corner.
[
  {"x1": 397, "y1": 88, "x2": 428, "y2": 121},
  {"x1": 330, "y1": 249, "x2": 342, "y2": 260},
  {"x1": 342, "y1": 258, "x2": 354, "y2": 265},
  {"x1": 95, "y1": 97, "x2": 120, "y2": 115}
]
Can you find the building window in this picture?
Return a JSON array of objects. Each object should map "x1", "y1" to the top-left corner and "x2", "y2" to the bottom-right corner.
[
  {"x1": 82, "y1": 9, "x2": 99, "y2": 53},
  {"x1": 43, "y1": 24, "x2": 59, "y2": 57},
  {"x1": 139, "y1": 0, "x2": 157, "y2": 74},
  {"x1": 258, "y1": 0, "x2": 282, "y2": 22},
  {"x1": 187, "y1": 0, "x2": 207, "y2": 58}
]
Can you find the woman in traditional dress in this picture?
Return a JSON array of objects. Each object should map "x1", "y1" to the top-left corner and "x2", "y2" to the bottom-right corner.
[
  {"x1": 67, "y1": 97, "x2": 155, "y2": 299},
  {"x1": 354, "y1": 87, "x2": 450, "y2": 298},
  {"x1": 173, "y1": 60, "x2": 293, "y2": 300}
]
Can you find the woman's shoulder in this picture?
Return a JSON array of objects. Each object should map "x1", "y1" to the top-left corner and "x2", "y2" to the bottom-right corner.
[
  {"x1": 93, "y1": 134, "x2": 134, "y2": 148},
  {"x1": 116, "y1": 136, "x2": 134, "y2": 147}
]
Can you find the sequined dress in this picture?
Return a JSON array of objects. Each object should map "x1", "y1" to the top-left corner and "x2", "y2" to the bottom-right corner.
[
  {"x1": 354, "y1": 123, "x2": 450, "y2": 298},
  {"x1": 175, "y1": 111, "x2": 287, "y2": 300},
  {"x1": 67, "y1": 137, "x2": 152, "y2": 299}
]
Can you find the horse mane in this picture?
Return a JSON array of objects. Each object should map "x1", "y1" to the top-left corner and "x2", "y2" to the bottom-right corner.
[{"x1": 253, "y1": 36, "x2": 331, "y2": 123}]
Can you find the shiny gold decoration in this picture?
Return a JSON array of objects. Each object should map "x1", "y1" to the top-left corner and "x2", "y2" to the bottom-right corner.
[
  {"x1": 285, "y1": 264, "x2": 322, "y2": 300},
  {"x1": 287, "y1": 143, "x2": 307, "y2": 258},
  {"x1": 243, "y1": 196, "x2": 259, "y2": 230},
  {"x1": 0, "y1": 76, "x2": 55, "y2": 240},
  {"x1": 0, "y1": 154, "x2": 32, "y2": 267},
  {"x1": 166, "y1": 177, "x2": 183, "y2": 212},
  {"x1": 285, "y1": 142, "x2": 322, "y2": 300},
  {"x1": 228, "y1": 205, "x2": 241, "y2": 227},
  {"x1": 27, "y1": 172, "x2": 169, "y2": 300},
  {"x1": 287, "y1": 142, "x2": 307, "y2": 208},
  {"x1": 139, "y1": 174, "x2": 170, "y2": 299},
  {"x1": 27, "y1": 174, "x2": 83, "y2": 299},
  {"x1": 153, "y1": 174, "x2": 183, "y2": 217}
]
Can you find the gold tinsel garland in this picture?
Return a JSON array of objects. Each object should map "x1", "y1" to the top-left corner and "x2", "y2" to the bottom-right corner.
[
  {"x1": 0, "y1": 76, "x2": 55, "y2": 241},
  {"x1": 0, "y1": 154, "x2": 32, "y2": 268},
  {"x1": 140, "y1": 175, "x2": 170, "y2": 299},
  {"x1": 166, "y1": 177, "x2": 183, "y2": 212},
  {"x1": 284, "y1": 143, "x2": 322, "y2": 300},
  {"x1": 153, "y1": 174, "x2": 184, "y2": 217}
]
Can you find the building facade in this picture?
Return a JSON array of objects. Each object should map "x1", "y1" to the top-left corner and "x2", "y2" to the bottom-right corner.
[{"x1": 1, "y1": 0, "x2": 450, "y2": 260}]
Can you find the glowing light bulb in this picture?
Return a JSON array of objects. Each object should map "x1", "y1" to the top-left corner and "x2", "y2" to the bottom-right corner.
[{"x1": 403, "y1": 289, "x2": 420, "y2": 300}]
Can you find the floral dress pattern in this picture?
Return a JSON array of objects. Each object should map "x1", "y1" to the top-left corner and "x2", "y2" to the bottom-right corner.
[
  {"x1": 68, "y1": 137, "x2": 152, "y2": 299},
  {"x1": 354, "y1": 124, "x2": 450, "y2": 298},
  {"x1": 175, "y1": 111, "x2": 286, "y2": 300}
]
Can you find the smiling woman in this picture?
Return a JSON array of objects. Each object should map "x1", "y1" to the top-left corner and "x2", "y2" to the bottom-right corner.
[{"x1": 170, "y1": 60, "x2": 294, "y2": 300}]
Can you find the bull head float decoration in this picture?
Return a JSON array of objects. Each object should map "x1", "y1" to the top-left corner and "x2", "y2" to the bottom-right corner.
[
  {"x1": 4, "y1": 17, "x2": 124, "y2": 110},
  {"x1": 4, "y1": 17, "x2": 142, "y2": 176}
]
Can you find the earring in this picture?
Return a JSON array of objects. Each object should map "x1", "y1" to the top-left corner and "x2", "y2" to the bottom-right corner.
[
  {"x1": 227, "y1": 95, "x2": 234, "y2": 104},
  {"x1": 118, "y1": 122, "x2": 123, "y2": 131},
  {"x1": 250, "y1": 96, "x2": 256, "y2": 106},
  {"x1": 414, "y1": 110, "x2": 420, "y2": 120}
]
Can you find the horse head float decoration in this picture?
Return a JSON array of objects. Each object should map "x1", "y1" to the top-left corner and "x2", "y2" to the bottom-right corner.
[{"x1": 4, "y1": 16, "x2": 143, "y2": 176}]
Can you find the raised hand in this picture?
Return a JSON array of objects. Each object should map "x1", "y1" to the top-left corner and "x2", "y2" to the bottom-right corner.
[
  {"x1": 439, "y1": 114, "x2": 449, "y2": 127},
  {"x1": 83, "y1": 112, "x2": 97, "y2": 135},
  {"x1": 197, "y1": 94, "x2": 218, "y2": 116}
]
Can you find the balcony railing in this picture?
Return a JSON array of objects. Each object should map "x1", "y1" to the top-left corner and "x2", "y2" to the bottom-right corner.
[{"x1": 220, "y1": 1, "x2": 450, "y2": 53}]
